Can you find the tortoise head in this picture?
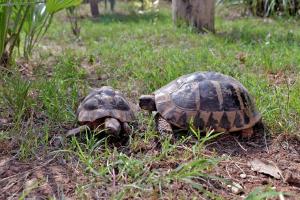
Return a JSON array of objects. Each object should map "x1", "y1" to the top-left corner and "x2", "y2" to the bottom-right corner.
[{"x1": 139, "y1": 95, "x2": 156, "y2": 111}]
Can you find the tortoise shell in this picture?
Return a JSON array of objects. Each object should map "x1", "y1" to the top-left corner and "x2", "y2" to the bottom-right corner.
[
  {"x1": 77, "y1": 86, "x2": 135, "y2": 124},
  {"x1": 154, "y1": 72, "x2": 261, "y2": 132}
]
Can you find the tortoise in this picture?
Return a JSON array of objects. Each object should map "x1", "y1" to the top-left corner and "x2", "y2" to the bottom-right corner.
[
  {"x1": 67, "y1": 86, "x2": 135, "y2": 137},
  {"x1": 139, "y1": 71, "x2": 262, "y2": 137}
]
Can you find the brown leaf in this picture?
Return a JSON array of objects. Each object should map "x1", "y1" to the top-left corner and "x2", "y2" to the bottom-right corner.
[{"x1": 249, "y1": 158, "x2": 283, "y2": 179}]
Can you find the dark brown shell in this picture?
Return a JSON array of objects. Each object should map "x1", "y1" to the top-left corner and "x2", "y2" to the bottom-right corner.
[
  {"x1": 77, "y1": 86, "x2": 135, "y2": 123},
  {"x1": 154, "y1": 72, "x2": 261, "y2": 132}
]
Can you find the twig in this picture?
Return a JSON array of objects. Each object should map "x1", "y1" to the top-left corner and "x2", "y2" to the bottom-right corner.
[
  {"x1": 263, "y1": 126, "x2": 269, "y2": 153},
  {"x1": 225, "y1": 164, "x2": 233, "y2": 179},
  {"x1": 233, "y1": 137, "x2": 247, "y2": 152},
  {"x1": 234, "y1": 163, "x2": 245, "y2": 175},
  {"x1": 112, "y1": 168, "x2": 116, "y2": 187}
]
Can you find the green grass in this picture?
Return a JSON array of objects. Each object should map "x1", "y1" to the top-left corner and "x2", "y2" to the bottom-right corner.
[{"x1": 0, "y1": 2, "x2": 299, "y2": 199}]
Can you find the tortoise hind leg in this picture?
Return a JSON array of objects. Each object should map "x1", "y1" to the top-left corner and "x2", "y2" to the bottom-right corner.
[
  {"x1": 105, "y1": 118, "x2": 121, "y2": 136},
  {"x1": 155, "y1": 114, "x2": 173, "y2": 139},
  {"x1": 241, "y1": 128, "x2": 254, "y2": 138}
]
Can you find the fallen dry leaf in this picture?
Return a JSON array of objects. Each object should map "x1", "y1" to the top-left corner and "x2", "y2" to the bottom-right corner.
[{"x1": 249, "y1": 158, "x2": 282, "y2": 179}]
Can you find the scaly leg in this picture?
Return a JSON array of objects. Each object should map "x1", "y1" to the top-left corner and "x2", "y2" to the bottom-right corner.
[
  {"x1": 66, "y1": 125, "x2": 90, "y2": 137},
  {"x1": 155, "y1": 114, "x2": 173, "y2": 140}
]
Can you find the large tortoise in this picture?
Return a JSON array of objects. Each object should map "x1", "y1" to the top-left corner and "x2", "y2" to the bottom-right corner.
[
  {"x1": 67, "y1": 86, "x2": 135, "y2": 137},
  {"x1": 139, "y1": 72, "x2": 262, "y2": 137}
]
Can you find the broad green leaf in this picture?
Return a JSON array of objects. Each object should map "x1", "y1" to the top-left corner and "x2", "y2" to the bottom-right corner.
[{"x1": 46, "y1": 0, "x2": 82, "y2": 14}]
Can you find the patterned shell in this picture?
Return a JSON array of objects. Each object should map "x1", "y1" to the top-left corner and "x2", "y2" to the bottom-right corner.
[
  {"x1": 77, "y1": 86, "x2": 135, "y2": 123},
  {"x1": 154, "y1": 72, "x2": 261, "y2": 132}
]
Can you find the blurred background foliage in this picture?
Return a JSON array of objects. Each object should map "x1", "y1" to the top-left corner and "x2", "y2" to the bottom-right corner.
[
  {"x1": 218, "y1": 0, "x2": 300, "y2": 17},
  {"x1": 0, "y1": 0, "x2": 82, "y2": 65},
  {"x1": 1, "y1": 0, "x2": 300, "y2": 67},
  {"x1": 0, "y1": 0, "x2": 160, "y2": 66}
]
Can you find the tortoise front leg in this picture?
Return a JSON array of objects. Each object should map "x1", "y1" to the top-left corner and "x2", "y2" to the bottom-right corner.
[
  {"x1": 155, "y1": 114, "x2": 173, "y2": 138},
  {"x1": 105, "y1": 118, "x2": 121, "y2": 136},
  {"x1": 66, "y1": 125, "x2": 90, "y2": 137}
]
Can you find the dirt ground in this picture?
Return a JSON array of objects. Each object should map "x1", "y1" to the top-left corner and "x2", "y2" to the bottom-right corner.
[
  {"x1": 206, "y1": 131, "x2": 300, "y2": 199},
  {"x1": 1, "y1": 130, "x2": 299, "y2": 199},
  {"x1": 0, "y1": 154, "x2": 86, "y2": 199}
]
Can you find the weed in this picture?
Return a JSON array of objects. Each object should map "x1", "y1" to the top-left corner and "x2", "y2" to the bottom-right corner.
[
  {"x1": 245, "y1": 186, "x2": 284, "y2": 200},
  {"x1": 0, "y1": 73, "x2": 34, "y2": 125}
]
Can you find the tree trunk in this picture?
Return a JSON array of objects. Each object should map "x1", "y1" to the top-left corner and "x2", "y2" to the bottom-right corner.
[
  {"x1": 110, "y1": 0, "x2": 115, "y2": 12},
  {"x1": 90, "y1": 0, "x2": 100, "y2": 17},
  {"x1": 172, "y1": 0, "x2": 215, "y2": 33}
]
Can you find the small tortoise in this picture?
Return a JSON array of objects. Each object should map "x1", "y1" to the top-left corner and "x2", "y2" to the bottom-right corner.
[
  {"x1": 139, "y1": 71, "x2": 261, "y2": 137},
  {"x1": 67, "y1": 86, "x2": 135, "y2": 137}
]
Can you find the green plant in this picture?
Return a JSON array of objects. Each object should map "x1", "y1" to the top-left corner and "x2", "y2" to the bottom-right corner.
[
  {"x1": 0, "y1": 0, "x2": 82, "y2": 64},
  {"x1": 0, "y1": 0, "x2": 31, "y2": 65},
  {"x1": 23, "y1": 0, "x2": 83, "y2": 59},
  {"x1": 66, "y1": 6, "x2": 81, "y2": 37},
  {"x1": 38, "y1": 54, "x2": 85, "y2": 122},
  {"x1": 245, "y1": 186, "x2": 284, "y2": 200},
  {"x1": 164, "y1": 158, "x2": 221, "y2": 199},
  {"x1": 0, "y1": 74, "x2": 33, "y2": 123},
  {"x1": 70, "y1": 133, "x2": 104, "y2": 175}
]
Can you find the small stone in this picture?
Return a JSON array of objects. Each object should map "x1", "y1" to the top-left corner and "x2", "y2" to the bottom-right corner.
[
  {"x1": 0, "y1": 118, "x2": 8, "y2": 124},
  {"x1": 227, "y1": 182, "x2": 244, "y2": 194},
  {"x1": 240, "y1": 173, "x2": 247, "y2": 179}
]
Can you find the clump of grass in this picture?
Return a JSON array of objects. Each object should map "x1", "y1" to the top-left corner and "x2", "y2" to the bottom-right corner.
[
  {"x1": 38, "y1": 54, "x2": 87, "y2": 123},
  {"x1": 62, "y1": 124, "x2": 223, "y2": 199},
  {"x1": 0, "y1": 73, "x2": 34, "y2": 126}
]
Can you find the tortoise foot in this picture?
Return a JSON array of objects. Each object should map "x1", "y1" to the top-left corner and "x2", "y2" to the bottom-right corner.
[{"x1": 241, "y1": 128, "x2": 254, "y2": 138}]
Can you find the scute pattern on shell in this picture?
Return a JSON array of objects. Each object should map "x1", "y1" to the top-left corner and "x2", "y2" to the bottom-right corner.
[
  {"x1": 154, "y1": 72, "x2": 261, "y2": 132},
  {"x1": 77, "y1": 86, "x2": 135, "y2": 123}
]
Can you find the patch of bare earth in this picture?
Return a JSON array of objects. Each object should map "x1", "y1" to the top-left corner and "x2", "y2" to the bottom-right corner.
[
  {"x1": 0, "y1": 155, "x2": 87, "y2": 199},
  {"x1": 206, "y1": 132, "x2": 300, "y2": 199}
]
